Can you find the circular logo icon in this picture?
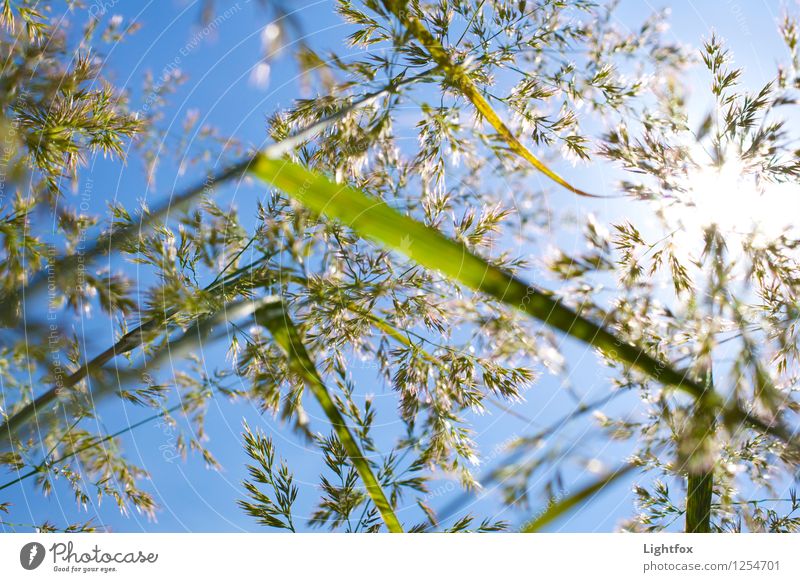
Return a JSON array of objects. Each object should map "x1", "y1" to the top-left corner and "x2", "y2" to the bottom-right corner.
[{"x1": 20, "y1": 542, "x2": 46, "y2": 570}]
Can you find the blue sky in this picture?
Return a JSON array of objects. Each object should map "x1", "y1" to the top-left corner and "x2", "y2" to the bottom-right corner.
[{"x1": 1, "y1": 0, "x2": 795, "y2": 532}]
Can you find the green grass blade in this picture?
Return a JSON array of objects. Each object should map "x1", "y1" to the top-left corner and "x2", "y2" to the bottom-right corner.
[
  {"x1": 250, "y1": 155, "x2": 704, "y2": 398},
  {"x1": 520, "y1": 464, "x2": 637, "y2": 532},
  {"x1": 250, "y1": 154, "x2": 800, "y2": 450},
  {"x1": 254, "y1": 300, "x2": 404, "y2": 533}
]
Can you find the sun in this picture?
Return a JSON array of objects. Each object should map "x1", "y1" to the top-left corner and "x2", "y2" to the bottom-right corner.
[{"x1": 663, "y1": 149, "x2": 800, "y2": 253}]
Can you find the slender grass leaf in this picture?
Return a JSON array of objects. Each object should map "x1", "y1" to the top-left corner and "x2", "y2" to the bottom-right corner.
[
  {"x1": 250, "y1": 155, "x2": 703, "y2": 395},
  {"x1": 254, "y1": 300, "x2": 404, "y2": 533},
  {"x1": 686, "y1": 470, "x2": 713, "y2": 533},
  {"x1": 685, "y1": 367, "x2": 715, "y2": 533},
  {"x1": 520, "y1": 464, "x2": 637, "y2": 532},
  {"x1": 249, "y1": 155, "x2": 800, "y2": 450}
]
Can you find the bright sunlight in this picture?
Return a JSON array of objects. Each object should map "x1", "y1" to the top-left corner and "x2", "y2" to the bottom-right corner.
[{"x1": 666, "y1": 148, "x2": 800, "y2": 251}]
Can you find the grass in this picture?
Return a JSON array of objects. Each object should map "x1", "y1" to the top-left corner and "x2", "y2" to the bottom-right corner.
[
  {"x1": 521, "y1": 464, "x2": 637, "y2": 532},
  {"x1": 4, "y1": 141, "x2": 789, "y2": 532},
  {"x1": 379, "y1": 0, "x2": 603, "y2": 198},
  {"x1": 254, "y1": 300, "x2": 404, "y2": 533}
]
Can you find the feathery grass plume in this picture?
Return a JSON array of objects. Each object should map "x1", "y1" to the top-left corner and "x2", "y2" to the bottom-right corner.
[
  {"x1": 378, "y1": 0, "x2": 601, "y2": 198},
  {"x1": 239, "y1": 422, "x2": 298, "y2": 531}
]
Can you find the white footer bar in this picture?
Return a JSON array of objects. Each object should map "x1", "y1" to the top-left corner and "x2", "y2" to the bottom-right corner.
[{"x1": 1, "y1": 533, "x2": 796, "y2": 581}]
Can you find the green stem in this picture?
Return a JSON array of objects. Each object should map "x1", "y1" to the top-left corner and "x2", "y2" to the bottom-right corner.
[
  {"x1": 255, "y1": 301, "x2": 404, "y2": 533},
  {"x1": 685, "y1": 367, "x2": 715, "y2": 533},
  {"x1": 249, "y1": 154, "x2": 798, "y2": 452},
  {"x1": 686, "y1": 471, "x2": 713, "y2": 533}
]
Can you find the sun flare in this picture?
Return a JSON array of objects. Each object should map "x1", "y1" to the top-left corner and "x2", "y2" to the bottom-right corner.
[{"x1": 664, "y1": 151, "x2": 800, "y2": 251}]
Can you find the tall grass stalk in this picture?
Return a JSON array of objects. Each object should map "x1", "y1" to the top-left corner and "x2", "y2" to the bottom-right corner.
[
  {"x1": 248, "y1": 154, "x2": 797, "y2": 453},
  {"x1": 255, "y1": 300, "x2": 404, "y2": 533},
  {"x1": 685, "y1": 367, "x2": 716, "y2": 533}
]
